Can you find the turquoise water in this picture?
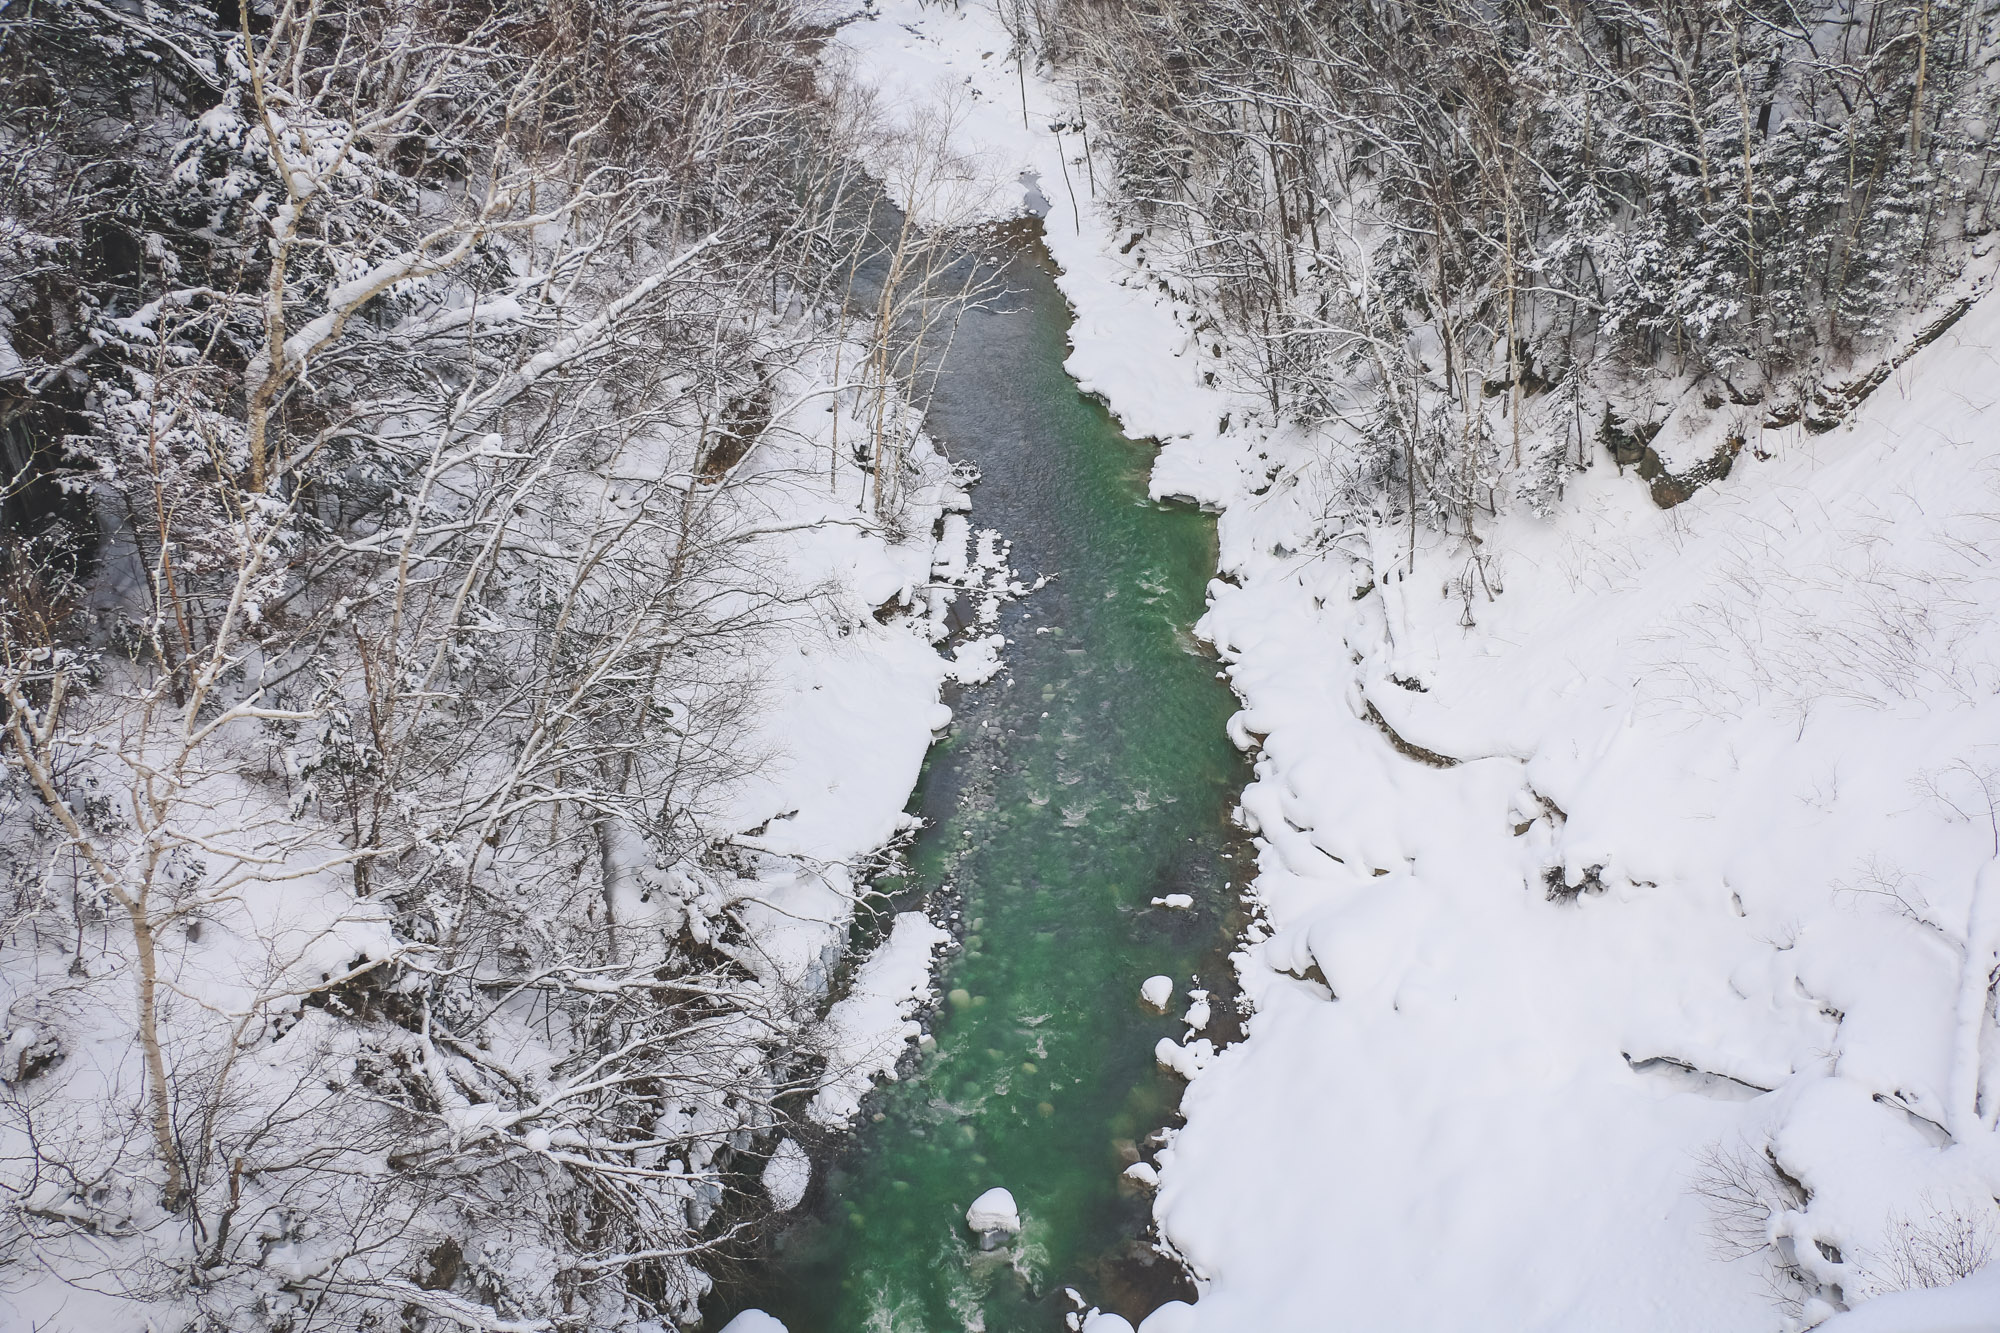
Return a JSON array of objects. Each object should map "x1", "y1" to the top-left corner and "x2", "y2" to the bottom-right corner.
[{"x1": 724, "y1": 229, "x2": 1247, "y2": 1332}]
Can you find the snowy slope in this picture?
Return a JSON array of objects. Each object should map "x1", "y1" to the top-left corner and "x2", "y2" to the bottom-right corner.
[
  {"x1": 837, "y1": 3, "x2": 2000, "y2": 1328},
  {"x1": 1167, "y1": 301, "x2": 2000, "y2": 1330}
]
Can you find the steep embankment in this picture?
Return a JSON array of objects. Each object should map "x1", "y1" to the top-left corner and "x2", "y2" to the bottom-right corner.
[{"x1": 842, "y1": 3, "x2": 2000, "y2": 1329}]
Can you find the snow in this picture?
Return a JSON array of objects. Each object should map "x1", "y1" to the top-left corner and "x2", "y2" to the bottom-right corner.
[
  {"x1": 839, "y1": 2, "x2": 2000, "y2": 1329},
  {"x1": 719, "y1": 1312, "x2": 789, "y2": 1333},
  {"x1": 763, "y1": 1139, "x2": 812, "y2": 1212},
  {"x1": 1140, "y1": 976, "x2": 1174, "y2": 1011},
  {"x1": 1819, "y1": 1264, "x2": 2000, "y2": 1331},
  {"x1": 947, "y1": 632, "x2": 1008, "y2": 685},
  {"x1": 807, "y1": 911, "x2": 953, "y2": 1127},
  {"x1": 966, "y1": 1186, "x2": 1021, "y2": 1235},
  {"x1": 1153, "y1": 1037, "x2": 1215, "y2": 1082},
  {"x1": 933, "y1": 512, "x2": 973, "y2": 583}
]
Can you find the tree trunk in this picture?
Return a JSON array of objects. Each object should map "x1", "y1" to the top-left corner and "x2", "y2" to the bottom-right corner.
[{"x1": 128, "y1": 906, "x2": 185, "y2": 1209}]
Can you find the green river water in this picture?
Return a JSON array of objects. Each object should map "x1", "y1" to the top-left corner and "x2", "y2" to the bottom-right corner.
[{"x1": 720, "y1": 229, "x2": 1247, "y2": 1332}]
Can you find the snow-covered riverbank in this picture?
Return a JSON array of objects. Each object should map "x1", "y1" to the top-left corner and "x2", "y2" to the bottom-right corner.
[
  {"x1": 837, "y1": 4, "x2": 2000, "y2": 1329},
  {"x1": 0, "y1": 310, "x2": 1000, "y2": 1329},
  {"x1": 1, "y1": 7, "x2": 1028, "y2": 1329}
]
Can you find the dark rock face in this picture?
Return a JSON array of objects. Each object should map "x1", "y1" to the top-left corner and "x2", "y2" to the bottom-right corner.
[
  {"x1": 1600, "y1": 405, "x2": 1746, "y2": 510},
  {"x1": 1639, "y1": 435, "x2": 1744, "y2": 510},
  {"x1": 1598, "y1": 407, "x2": 1663, "y2": 468}
]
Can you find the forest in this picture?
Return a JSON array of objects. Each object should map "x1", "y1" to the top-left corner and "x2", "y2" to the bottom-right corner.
[
  {"x1": 1, "y1": 1, "x2": 982, "y2": 1328},
  {"x1": 1041, "y1": 0, "x2": 1997, "y2": 524}
]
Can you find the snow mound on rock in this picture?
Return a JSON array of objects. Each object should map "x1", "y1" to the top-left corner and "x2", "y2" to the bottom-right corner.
[
  {"x1": 719, "y1": 1312, "x2": 788, "y2": 1333},
  {"x1": 762, "y1": 1138, "x2": 810, "y2": 1212},
  {"x1": 966, "y1": 1186, "x2": 1020, "y2": 1234}
]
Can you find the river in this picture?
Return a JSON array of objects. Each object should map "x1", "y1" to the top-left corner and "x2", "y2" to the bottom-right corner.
[{"x1": 717, "y1": 225, "x2": 1247, "y2": 1333}]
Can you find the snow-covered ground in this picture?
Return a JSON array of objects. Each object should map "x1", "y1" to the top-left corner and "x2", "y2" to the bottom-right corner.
[{"x1": 836, "y1": 3, "x2": 2000, "y2": 1329}]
